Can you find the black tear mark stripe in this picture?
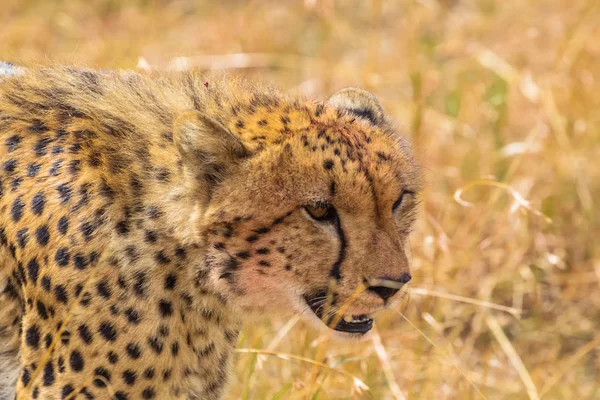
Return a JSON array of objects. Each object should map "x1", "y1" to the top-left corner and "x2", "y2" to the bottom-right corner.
[
  {"x1": 363, "y1": 168, "x2": 380, "y2": 218},
  {"x1": 329, "y1": 216, "x2": 347, "y2": 281}
]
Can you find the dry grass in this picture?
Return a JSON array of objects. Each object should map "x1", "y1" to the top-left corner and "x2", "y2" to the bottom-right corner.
[{"x1": 2, "y1": 0, "x2": 599, "y2": 399}]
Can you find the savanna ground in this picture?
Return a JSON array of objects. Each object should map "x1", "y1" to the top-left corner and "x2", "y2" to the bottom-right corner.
[{"x1": 1, "y1": 1, "x2": 599, "y2": 399}]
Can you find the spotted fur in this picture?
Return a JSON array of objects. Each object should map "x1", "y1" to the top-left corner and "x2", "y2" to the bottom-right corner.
[{"x1": 0, "y1": 67, "x2": 421, "y2": 399}]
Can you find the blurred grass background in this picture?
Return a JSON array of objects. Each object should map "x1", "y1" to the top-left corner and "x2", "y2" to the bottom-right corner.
[{"x1": 2, "y1": 1, "x2": 599, "y2": 399}]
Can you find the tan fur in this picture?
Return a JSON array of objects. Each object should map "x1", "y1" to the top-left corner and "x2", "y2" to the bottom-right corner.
[{"x1": 0, "y1": 67, "x2": 421, "y2": 399}]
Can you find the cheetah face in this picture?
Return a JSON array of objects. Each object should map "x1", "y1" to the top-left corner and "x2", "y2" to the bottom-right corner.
[{"x1": 177, "y1": 88, "x2": 421, "y2": 336}]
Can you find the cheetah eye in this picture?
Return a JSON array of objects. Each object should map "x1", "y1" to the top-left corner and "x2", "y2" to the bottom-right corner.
[
  {"x1": 305, "y1": 202, "x2": 337, "y2": 222},
  {"x1": 393, "y1": 190, "x2": 415, "y2": 211}
]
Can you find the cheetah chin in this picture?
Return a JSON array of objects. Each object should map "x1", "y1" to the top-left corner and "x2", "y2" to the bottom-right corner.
[{"x1": 303, "y1": 293, "x2": 373, "y2": 335}]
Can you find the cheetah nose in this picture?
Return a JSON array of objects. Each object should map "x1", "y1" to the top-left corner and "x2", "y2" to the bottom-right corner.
[{"x1": 368, "y1": 273, "x2": 411, "y2": 301}]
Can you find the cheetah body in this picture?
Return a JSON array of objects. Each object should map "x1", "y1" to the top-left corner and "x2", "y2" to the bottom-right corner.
[{"x1": 0, "y1": 67, "x2": 420, "y2": 399}]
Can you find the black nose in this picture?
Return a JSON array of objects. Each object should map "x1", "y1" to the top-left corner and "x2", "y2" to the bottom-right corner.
[{"x1": 368, "y1": 273, "x2": 411, "y2": 301}]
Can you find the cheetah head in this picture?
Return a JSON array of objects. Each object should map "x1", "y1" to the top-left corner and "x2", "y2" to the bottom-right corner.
[{"x1": 174, "y1": 87, "x2": 421, "y2": 336}]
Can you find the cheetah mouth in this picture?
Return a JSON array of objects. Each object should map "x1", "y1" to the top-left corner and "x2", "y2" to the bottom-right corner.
[{"x1": 303, "y1": 293, "x2": 373, "y2": 334}]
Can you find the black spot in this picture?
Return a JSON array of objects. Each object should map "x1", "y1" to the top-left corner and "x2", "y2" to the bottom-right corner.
[
  {"x1": 171, "y1": 342, "x2": 179, "y2": 356},
  {"x1": 30, "y1": 193, "x2": 46, "y2": 215},
  {"x1": 78, "y1": 324, "x2": 93, "y2": 344},
  {"x1": 235, "y1": 251, "x2": 251, "y2": 259},
  {"x1": 5, "y1": 135, "x2": 22, "y2": 152},
  {"x1": 29, "y1": 119, "x2": 48, "y2": 133},
  {"x1": 158, "y1": 325, "x2": 169, "y2": 337},
  {"x1": 246, "y1": 235, "x2": 259, "y2": 243},
  {"x1": 87, "y1": 151, "x2": 102, "y2": 167},
  {"x1": 323, "y1": 159, "x2": 334, "y2": 170},
  {"x1": 253, "y1": 227, "x2": 270, "y2": 234},
  {"x1": 155, "y1": 168, "x2": 170, "y2": 182},
  {"x1": 11, "y1": 197, "x2": 25, "y2": 222},
  {"x1": 158, "y1": 300, "x2": 173, "y2": 317},
  {"x1": 89, "y1": 251, "x2": 99, "y2": 264},
  {"x1": 147, "y1": 336, "x2": 163, "y2": 354},
  {"x1": 163, "y1": 369, "x2": 172, "y2": 381},
  {"x1": 25, "y1": 325, "x2": 41, "y2": 349},
  {"x1": 142, "y1": 388, "x2": 156, "y2": 399},
  {"x1": 73, "y1": 253, "x2": 88, "y2": 270},
  {"x1": 68, "y1": 143, "x2": 81, "y2": 154},
  {"x1": 108, "y1": 351, "x2": 119, "y2": 364},
  {"x1": 98, "y1": 322, "x2": 117, "y2": 342},
  {"x1": 256, "y1": 248, "x2": 270, "y2": 255},
  {"x1": 58, "y1": 216, "x2": 69, "y2": 235},
  {"x1": 61, "y1": 384, "x2": 75, "y2": 399},
  {"x1": 42, "y1": 361, "x2": 55, "y2": 386},
  {"x1": 27, "y1": 163, "x2": 42, "y2": 177},
  {"x1": 122, "y1": 370, "x2": 137, "y2": 386},
  {"x1": 115, "y1": 220, "x2": 129, "y2": 236},
  {"x1": 55, "y1": 247, "x2": 70, "y2": 267},
  {"x1": 258, "y1": 260, "x2": 271, "y2": 267},
  {"x1": 125, "y1": 245, "x2": 139, "y2": 262},
  {"x1": 164, "y1": 273, "x2": 177, "y2": 290},
  {"x1": 114, "y1": 392, "x2": 129, "y2": 400},
  {"x1": 69, "y1": 350, "x2": 85, "y2": 372},
  {"x1": 155, "y1": 251, "x2": 170, "y2": 265},
  {"x1": 69, "y1": 159, "x2": 81, "y2": 175},
  {"x1": 34, "y1": 137, "x2": 52, "y2": 156},
  {"x1": 96, "y1": 280, "x2": 112, "y2": 299},
  {"x1": 133, "y1": 271, "x2": 147, "y2": 297},
  {"x1": 124, "y1": 308, "x2": 141, "y2": 325},
  {"x1": 11, "y1": 177, "x2": 22, "y2": 191},
  {"x1": 130, "y1": 176, "x2": 143, "y2": 194},
  {"x1": 197, "y1": 342, "x2": 216, "y2": 357},
  {"x1": 41, "y1": 275, "x2": 51, "y2": 291},
  {"x1": 147, "y1": 206, "x2": 162, "y2": 220},
  {"x1": 99, "y1": 179, "x2": 115, "y2": 200},
  {"x1": 93, "y1": 367, "x2": 111, "y2": 387},
  {"x1": 285, "y1": 264, "x2": 293, "y2": 271},
  {"x1": 21, "y1": 368, "x2": 31, "y2": 386},
  {"x1": 54, "y1": 285, "x2": 68, "y2": 304},
  {"x1": 144, "y1": 230, "x2": 158, "y2": 243},
  {"x1": 27, "y1": 258, "x2": 40, "y2": 284},
  {"x1": 8, "y1": 243, "x2": 16, "y2": 258},
  {"x1": 35, "y1": 225, "x2": 50, "y2": 246},
  {"x1": 126, "y1": 343, "x2": 142, "y2": 359},
  {"x1": 117, "y1": 275, "x2": 127, "y2": 289},
  {"x1": 80, "y1": 292, "x2": 92, "y2": 307},
  {"x1": 44, "y1": 333, "x2": 53, "y2": 348},
  {"x1": 80, "y1": 221, "x2": 95, "y2": 241},
  {"x1": 57, "y1": 183, "x2": 72, "y2": 203},
  {"x1": 52, "y1": 145, "x2": 64, "y2": 155},
  {"x1": 3, "y1": 159, "x2": 17, "y2": 173},
  {"x1": 36, "y1": 301, "x2": 48, "y2": 320},
  {"x1": 80, "y1": 387, "x2": 95, "y2": 400},
  {"x1": 175, "y1": 247, "x2": 187, "y2": 259},
  {"x1": 143, "y1": 368, "x2": 155, "y2": 379}
]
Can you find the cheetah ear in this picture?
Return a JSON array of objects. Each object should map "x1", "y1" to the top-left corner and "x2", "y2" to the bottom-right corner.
[
  {"x1": 327, "y1": 88, "x2": 386, "y2": 126},
  {"x1": 174, "y1": 112, "x2": 249, "y2": 190}
]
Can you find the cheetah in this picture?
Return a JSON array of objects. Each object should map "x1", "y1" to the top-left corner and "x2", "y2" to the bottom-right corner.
[{"x1": 0, "y1": 66, "x2": 421, "y2": 399}]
